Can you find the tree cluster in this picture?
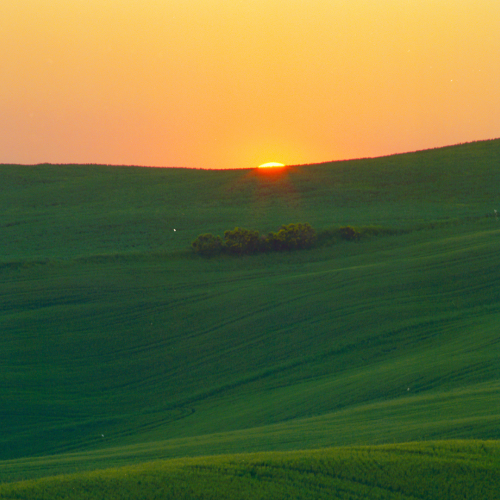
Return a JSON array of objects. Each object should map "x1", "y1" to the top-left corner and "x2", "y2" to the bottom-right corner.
[
  {"x1": 191, "y1": 223, "x2": 317, "y2": 256},
  {"x1": 190, "y1": 223, "x2": 370, "y2": 257}
]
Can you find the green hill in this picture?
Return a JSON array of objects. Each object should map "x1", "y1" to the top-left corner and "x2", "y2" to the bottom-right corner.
[
  {"x1": 1, "y1": 139, "x2": 500, "y2": 495},
  {"x1": 1, "y1": 441, "x2": 499, "y2": 499}
]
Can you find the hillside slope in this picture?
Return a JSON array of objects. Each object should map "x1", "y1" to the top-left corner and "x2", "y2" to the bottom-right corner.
[
  {"x1": 1, "y1": 441, "x2": 499, "y2": 499},
  {"x1": 1, "y1": 140, "x2": 499, "y2": 476}
]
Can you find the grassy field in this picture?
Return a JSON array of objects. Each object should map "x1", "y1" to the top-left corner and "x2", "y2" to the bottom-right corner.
[
  {"x1": 1, "y1": 441, "x2": 499, "y2": 499},
  {"x1": 1, "y1": 139, "x2": 500, "y2": 496}
]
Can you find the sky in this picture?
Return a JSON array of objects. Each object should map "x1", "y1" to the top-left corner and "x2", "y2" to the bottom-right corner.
[{"x1": 1, "y1": 0, "x2": 499, "y2": 169}]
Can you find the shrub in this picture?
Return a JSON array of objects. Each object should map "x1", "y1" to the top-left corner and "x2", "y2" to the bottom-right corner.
[
  {"x1": 191, "y1": 233, "x2": 223, "y2": 256},
  {"x1": 339, "y1": 226, "x2": 360, "y2": 241},
  {"x1": 223, "y1": 227, "x2": 260, "y2": 255},
  {"x1": 265, "y1": 223, "x2": 317, "y2": 251}
]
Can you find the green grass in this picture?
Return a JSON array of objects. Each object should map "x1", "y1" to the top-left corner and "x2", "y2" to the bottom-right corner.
[
  {"x1": 1, "y1": 441, "x2": 499, "y2": 499},
  {"x1": 1, "y1": 139, "x2": 500, "y2": 495}
]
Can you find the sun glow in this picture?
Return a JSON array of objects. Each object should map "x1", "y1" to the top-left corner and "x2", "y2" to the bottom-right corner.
[
  {"x1": 257, "y1": 162, "x2": 285, "y2": 168},
  {"x1": 2, "y1": 1, "x2": 499, "y2": 168}
]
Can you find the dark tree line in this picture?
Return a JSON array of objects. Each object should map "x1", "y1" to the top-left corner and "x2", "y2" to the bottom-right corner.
[
  {"x1": 191, "y1": 223, "x2": 364, "y2": 257},
  {"x1": 192, "y1": 223, "x2": 317, "y2": 256}
]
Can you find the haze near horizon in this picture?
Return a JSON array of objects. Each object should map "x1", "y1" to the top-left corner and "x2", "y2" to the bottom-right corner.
[{"x1": 2, "y1": 0, "x2": 499, "y2": 169}]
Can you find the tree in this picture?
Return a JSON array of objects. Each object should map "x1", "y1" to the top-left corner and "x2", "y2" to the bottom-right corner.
[
  {"x1": 223, "y1": 227, "x2": 260, "y2": 254},
  {"x1": 266, "y1": 223, "x2": 317, "y2": 250},
  {"x1": 191, "y1": 233, "x2": 223, "y2": 256},
  {"x1": 339, "y1": 226, "x2": 360, "y2": 241}
]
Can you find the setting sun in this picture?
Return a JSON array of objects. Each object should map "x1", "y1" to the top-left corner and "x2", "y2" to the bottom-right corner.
[{"x1": 257, "y1": 162, "x2": 285, "y2": 169}]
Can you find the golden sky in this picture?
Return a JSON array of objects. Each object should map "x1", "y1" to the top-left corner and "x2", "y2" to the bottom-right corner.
[{"x1": 2, "y1": 0, "x2": 499, "y2": 169}]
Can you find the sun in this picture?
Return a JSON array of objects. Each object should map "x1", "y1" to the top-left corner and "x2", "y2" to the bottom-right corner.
[{"x1": 257, "y1": 162, "x2": 285, "y2": 168}]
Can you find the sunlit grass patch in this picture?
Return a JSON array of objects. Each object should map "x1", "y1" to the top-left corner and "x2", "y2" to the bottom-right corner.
[{"x1": 1, "y1": 441, "x2": 498, "y2": 499}]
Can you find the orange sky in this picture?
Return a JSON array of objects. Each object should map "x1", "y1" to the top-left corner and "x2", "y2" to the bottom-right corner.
[{"x1": 1, "y1": 1, "x2": 499, "y2": 169}]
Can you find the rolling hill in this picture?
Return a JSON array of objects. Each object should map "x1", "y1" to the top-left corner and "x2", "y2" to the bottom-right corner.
[{"x1": 1, "y1": 139, "x2": 499, "y2": 496}]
